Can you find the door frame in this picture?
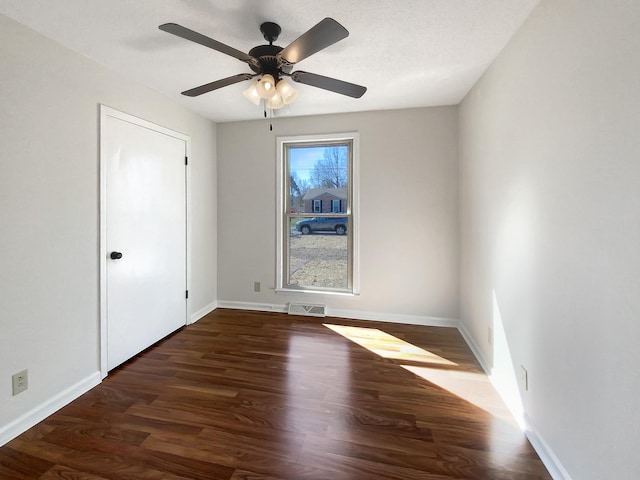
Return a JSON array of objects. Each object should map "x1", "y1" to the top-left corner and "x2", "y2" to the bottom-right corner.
[{"x1": 99, "y1": 105, "x2": 191, "y2": 379}]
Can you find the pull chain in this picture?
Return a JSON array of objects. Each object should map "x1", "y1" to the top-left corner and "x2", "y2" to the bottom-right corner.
[{"x1": 262, "y1": 100, "x2": 273, "y2": 131}]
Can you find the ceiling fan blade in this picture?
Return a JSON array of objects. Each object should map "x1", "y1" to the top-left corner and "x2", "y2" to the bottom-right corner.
[
  {"x1": 278, "y1": 18, "x2": 348, "y2": 66},
  {"x1": 290, "y1": 71, "x2": 367, "y2": 98},
  {"x1": 181, "y1": 73, "x2": 254, "y2": 97},
  {"x1": 159, "y1": 23, "x2": 259, "y2": 68}
]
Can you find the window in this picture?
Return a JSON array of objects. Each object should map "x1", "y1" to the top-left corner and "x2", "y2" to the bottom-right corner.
[{"x1": 276, "y1": 133, "x2": 359, "y2": 294}]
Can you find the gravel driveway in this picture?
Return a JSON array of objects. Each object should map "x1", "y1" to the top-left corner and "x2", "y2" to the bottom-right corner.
[{"x1": 289, "y1": 233, "x2": 348, "y2": 289}]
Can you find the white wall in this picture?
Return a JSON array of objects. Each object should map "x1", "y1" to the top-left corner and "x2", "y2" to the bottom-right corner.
[
  {"x1": 458, "y1": 1, "x2": 640, "y2": 478},
  {"x1": 0, "y1": 15, "x2": 217, "y2": 437},
  {"x1": 217, "y1": 107, "x2": 459, "y2": 322}
]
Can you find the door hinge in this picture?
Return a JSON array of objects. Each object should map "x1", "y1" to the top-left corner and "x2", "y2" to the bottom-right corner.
[
  {"x1": 185, "y1": 290, "x2": 189, "y2": 299},
  {"x1": 185, "y1": 156, "x2": 188, "y2": 166}
]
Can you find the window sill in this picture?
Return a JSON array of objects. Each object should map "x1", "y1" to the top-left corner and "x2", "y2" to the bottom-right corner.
[{"x1": 275, "y1": 288, "x2": 359, "y2": 297}]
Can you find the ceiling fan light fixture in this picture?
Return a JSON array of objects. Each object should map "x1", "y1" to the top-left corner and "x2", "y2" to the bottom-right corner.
[
  {"x1": 276, "y1": 79, "x2": 298, "y2": 105},
  {"x1": 266, "y1": 92, "x2": 285, "y2": 110},
  {"x1": 256, "y1": 74, "x2": 277, "y2": 98},
  {"x1": 242, "y1": 81, "x2": 261, "y2": 105}
]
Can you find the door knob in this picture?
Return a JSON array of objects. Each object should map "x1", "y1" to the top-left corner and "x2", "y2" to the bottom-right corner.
[{"x1": 110, "y1": 251, "x2": 123, "y2": 260}]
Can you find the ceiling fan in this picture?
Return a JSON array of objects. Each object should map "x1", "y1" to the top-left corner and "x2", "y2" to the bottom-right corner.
[{"x1": 158, "y1": 18, "x2": 367, "y2": 108}]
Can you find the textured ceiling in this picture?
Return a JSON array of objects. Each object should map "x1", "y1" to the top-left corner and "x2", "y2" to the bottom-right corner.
[{"x1": 0, "y1": 0, "x2": 539, "y2": 123}]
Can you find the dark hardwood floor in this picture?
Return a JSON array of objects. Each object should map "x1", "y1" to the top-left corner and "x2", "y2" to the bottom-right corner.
[{"x1": 0, "y1": 309, "x2": 551, "y2": 479}]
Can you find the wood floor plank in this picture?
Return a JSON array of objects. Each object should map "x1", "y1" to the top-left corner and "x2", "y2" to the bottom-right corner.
[
  {"x1": 0, "y1": 309, "x2": 551, "y2": 479},
  {"x1": 38, "y1": 465, "x2": 112, "y2": 479},
  {"x1": 0, "y1": 447, "x2": 56, "y2": 478}
]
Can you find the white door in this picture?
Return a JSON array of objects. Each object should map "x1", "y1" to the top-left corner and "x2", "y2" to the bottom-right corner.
[{"x1": 102, "y1": 108, "x2": 187, "y2": 371}]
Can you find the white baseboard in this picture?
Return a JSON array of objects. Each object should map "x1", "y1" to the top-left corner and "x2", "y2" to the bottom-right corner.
[
  {"x1": 216, "y1": 300, "x2": 459, "y2": 328},
  {"x1": 457, "y1": 322, "x2": 526, "y2": 430},
  {"x1": 456, "y1": 322, "x2": 571, "y2": 480},
  {"x1": 190, "y1": 300, "x2": 218, "y2": 324},
  {"x1": 0, "y1": 371, "x2": 101, "y2": 447},
  {"x1": 328, "y1": 307, "x2": 459, "y2": 328},
  {"x1": 456, "y1": 321, "x2": 492, "y2": 374},
  {"x1": 524, "y1": 414, "x2": 573, "y2": 480},
  {"x1": 216, "y1": 300, "x2": 288, "y2": 313}
]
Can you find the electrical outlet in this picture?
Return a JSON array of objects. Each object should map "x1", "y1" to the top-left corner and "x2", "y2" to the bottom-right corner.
[
  {"x1": 12, "y1": 369, "x2": 28, "y2": 396},
  {"x1": 520, "y1": 365, "x2": 528, "y2": 391},
  {"x1": 253, "y1": 281, "x2": 261, "y2": 293},
  {"x1": 488, "y1": 326, "x2": 493, "y2": 346}
]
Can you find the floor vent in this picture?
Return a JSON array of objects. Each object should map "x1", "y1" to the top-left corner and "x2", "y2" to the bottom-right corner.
[{"x1": 287, "y1": 303, "x2": 326, "y2": 317}]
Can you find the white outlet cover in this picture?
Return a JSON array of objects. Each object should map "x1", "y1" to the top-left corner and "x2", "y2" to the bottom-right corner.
[
  {"x1": 12, "y1": 369, "x2": 28, "y2": 395},
  {"x1": 520, "y1": 366, "x2": 528, "y2": 391}
]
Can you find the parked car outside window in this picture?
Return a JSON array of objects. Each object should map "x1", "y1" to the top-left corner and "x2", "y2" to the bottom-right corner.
[{"x1": 295, "y1": 217, "x2": 347, "y2": 235}]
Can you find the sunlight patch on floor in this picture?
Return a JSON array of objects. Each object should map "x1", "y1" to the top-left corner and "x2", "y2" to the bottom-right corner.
[
  {"x1": 401, "y1": 365, "x2": 516, "y2": 424},
  {"x1": 323, "y1": 324, "x2": 457, "y2": 366},
  {"x1": 325, "y1": 323, "x2": 518, "y2": 424}
]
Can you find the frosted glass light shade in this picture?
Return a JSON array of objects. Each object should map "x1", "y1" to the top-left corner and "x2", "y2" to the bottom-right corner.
[
  {"x1": 266, "y1": 92, "x2": 284, "y2": 109},
  {"x1": 256, "y1": 74, "x2": 277, "y2": 98},
  {"x1": 242, "y1": 81, "x2": 261, "y2": 105},
  {"x1": 276, "y1": 79, "x2": 298, "y2": 105}
]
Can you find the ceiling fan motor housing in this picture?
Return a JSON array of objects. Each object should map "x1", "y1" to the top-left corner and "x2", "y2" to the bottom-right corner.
[{"x1": 248, "y1": 44, "x2": 291, "y2": 77}]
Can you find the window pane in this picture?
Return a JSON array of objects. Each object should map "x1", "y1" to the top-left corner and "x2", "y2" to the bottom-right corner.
[
  {"x1": 289, "y1": 145, "x2": 349, "y2": 214},
  {"x1": 288, "y1": 216, "x2": 349, "y2": 290}
]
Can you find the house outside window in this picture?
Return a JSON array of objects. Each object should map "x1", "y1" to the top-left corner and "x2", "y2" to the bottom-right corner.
[
  {"x1": 276, "y1": 133, "x2": 359, "y2": 294},
  {"x1": 305, "y1": 189, "x2": 346, "y2": 213}
]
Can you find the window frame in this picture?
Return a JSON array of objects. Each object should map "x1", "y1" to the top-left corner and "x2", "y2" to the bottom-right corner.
[{"x1": 276, "y1": 132, "x2": 360, "y2": 296}]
